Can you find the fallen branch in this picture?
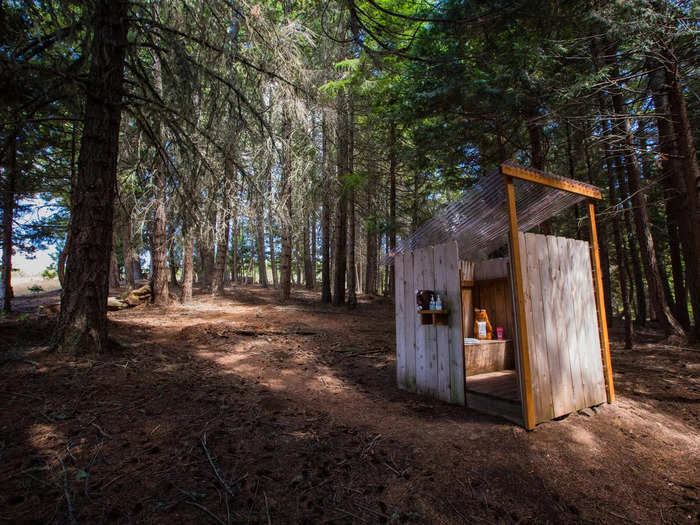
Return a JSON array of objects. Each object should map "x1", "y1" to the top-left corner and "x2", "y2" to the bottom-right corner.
[
  {"x1": 91, "y1": 422, "x2": 111, "y2": 438},
  {"x1": 60, "y1": 458, "x2": 76, "y2": 525},
  {"x1": 184, "y1": 499, "x2": 226, "y2": 525},
  {"x1": 201, "y1": 433, "x2": 234, "y2": 496},
  {"x1": 264, "y1": 491, "x2": 272, "y2": 525}
]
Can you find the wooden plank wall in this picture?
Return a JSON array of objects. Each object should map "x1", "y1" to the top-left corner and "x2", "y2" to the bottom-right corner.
[
  {"x1": 394, "y1": 242, "x2": 464, "y2": 404},
  {"x1": 472, "y1": 258, "x2": 514, "y2": 341},
  {"x1": 518, "y1": 232, "x2": 607, "y2": 423}
]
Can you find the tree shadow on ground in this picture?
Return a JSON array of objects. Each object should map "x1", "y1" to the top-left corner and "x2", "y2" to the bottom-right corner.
[{"x1": 0, "y1": 287, "x2": 697, "y2": 524}]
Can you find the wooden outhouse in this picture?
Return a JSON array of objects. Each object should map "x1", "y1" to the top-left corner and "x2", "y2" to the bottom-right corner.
[{"x1": 391, "y1": 162, "x2": 614, "y2": 429}]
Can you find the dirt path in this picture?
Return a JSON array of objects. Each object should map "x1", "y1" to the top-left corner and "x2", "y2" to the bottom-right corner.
[{"x1": 1, "y1": 286, "x2": 698, "y2": 523}]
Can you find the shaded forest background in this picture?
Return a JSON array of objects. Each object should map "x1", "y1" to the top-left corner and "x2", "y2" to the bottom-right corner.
[{"x1": 1, "y1": 0, "x2": 699, "y2": 350}]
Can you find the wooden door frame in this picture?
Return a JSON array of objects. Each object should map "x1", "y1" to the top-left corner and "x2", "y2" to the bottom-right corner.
[{"x1": 500, "y1": 164, "x2": 614, "y2": 430}]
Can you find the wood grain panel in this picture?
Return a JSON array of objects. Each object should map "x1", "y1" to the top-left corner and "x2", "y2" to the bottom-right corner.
[
  {"x1": 443, "y1": 243, "x2": 465, "y2": 405},
  {"x1": 561, "y1": 238, "x2": 586, "y2": 409},
  {"x1": 542, "y1": 236, "x2": 575, "y2": 417},
  {"x1": 523, "y1": 233, "x2": 554, "y2": 423},
  {"x1": 413, "y1": 247, "x2": 428, "y2": 394},
  {"x1": 574, "y1": 239, "x2": 607, "y2": 405},
  {"x1": 433, "y1": 244, "x2": 451, "y2": 402},
  {"x1": 394, "y1": 254, "x2": 406, "y2": 388},
  {"x1": 403, "y1": 252, "x2": 416, "y2": 391}
]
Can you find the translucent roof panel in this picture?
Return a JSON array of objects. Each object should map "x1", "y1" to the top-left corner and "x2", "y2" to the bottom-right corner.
[{"x1": 384, "y1": 163, "x2": 591, "y2": 263}]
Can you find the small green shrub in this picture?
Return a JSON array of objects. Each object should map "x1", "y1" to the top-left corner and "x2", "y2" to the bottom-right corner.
[
  {"x1": 28, "y1": 285, "x2": 44, "y2": 294},
  {"x1": 42, "y1": 267, "x2": 57, "y2": 279}
]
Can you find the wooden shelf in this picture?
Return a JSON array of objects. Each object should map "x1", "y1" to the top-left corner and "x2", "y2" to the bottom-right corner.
[
  {"x1": 464, "y1": 340, "x2": 514, "y2": 375},
  {"x1": 418, "y1": 309, "x2": 449, "y2": 326}
]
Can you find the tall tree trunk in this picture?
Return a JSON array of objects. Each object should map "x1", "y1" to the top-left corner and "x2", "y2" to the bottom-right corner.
[
  {"x1": 365, "y1": 171, "x2": 378, "y2": 296},
  {"x1": 388, "y1": 121, "x2": 397, "y2": 298},
  {"x1": 121, "y1": 213, "x2": 135, "y2": 288},
  {"x1": 52, "y1": 0, "x2": 128, "y2": 353},
  {"x1": 58, "y1": 121, "x2": 78, "y2": 289},
  {"x1": 624, "y1": 206, "x2": 646, "y2": 324},
  {"x1": 649, "y1": 64, "x2": 691, "y2": 328},
  {"x1": 212, "y1": 210, "x2": 230, "y2": 295},
  {"x1": 616, "y1": 115, "x2": 681, "y2": 334},
  {"x1": 332, "y1": 97, "x2": 348, "y2": 306},
  {"x1": 347, "y1": 97, "x2": 357, "y2": 309},
  {"x1": 310, "y1": 210, "x2": 317, "y2": 288},
  {"x1": 181, "y1": 224, "x2": 194, "y2": 303},
  {"x1": 2, "y1": 135, "x2": 17, "y2": 313},
  {"x1": 583, "y1": 131, "x2": 612, "y2": 321},
  {"x1": 665, "y1": 53, "x2": 700, "y2": 339},
  {"x1": 303, "y1": 209, "x2": 313, "y2": 289},
  {"x1": 321, "y1": 111, "x2": 332, "y2": 303},
  {"x1": 255, "y1": 199, "x2": 268, "y2": 288},
  {"x1": 133, "y1": 254, "x2": 142, "y2": 281},
  {"x1": 610, "y1": 135, "x2": 646, "y2": 324},
  {"x1": 168, "y1": 235, "x2": 178, "y2": 287},
  {"x1": 199, "y1": 206, "x2": 216, "y2": 288},
  {"x1": 604, "y1": 44, "x2": 683, "y2": 336},
  {"x1": 268, "y1": 215, "x2": 277, "y2": 287},
  {"x1": 603, "y1": 120, "x2": 634, "y2": 349},
  {"x1": 109, "y1": 246, "x2": 120, "y2": 288},
  {"x1": 279, "y1": 116, "x2": 293, "y2": 301},
  {"x1": 231, "y1": 215, "x2": 238, "y2": 283},
  {"x1": 150, "y1": 5, "x2": 169, "y2": 306}
]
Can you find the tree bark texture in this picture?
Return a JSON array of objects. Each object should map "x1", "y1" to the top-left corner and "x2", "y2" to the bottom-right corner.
[
  {"x1": 212, "y1": 210, "x2": 230, "y2": 295},
  {"x1": 321, "y1": 111, "x2": 332, "y2": 303},
  {"x1": 279, "y1": 116, "x2": 293, "y2": 301},
  {"x1": 303, "y1": 209, "x2": 313, "y2": 289},
  {"x1": 2, "y1": 135, "x2": 17, "y2": 313},
  {"x1": 604, "y1": 43, "x2": 683, "y2": 336},
  {"x1": 121, "y1": 212, "x2": 135, "y2": 287},
  {"x1": 332, "y1": 98, "x2": 348, "y2": 307},
  {"x1": 52, "y1": 0, "x2": 128, "y2": 353},
  {"x1": 346, "y1": 97, "x2": 357, "y2": 309},
  {"x1": 665, "y1": 53, "x2": 700, "y2": 339},
  {"x1": 364, "y1": 171, "x2": 378, "y2": 296},
  {"x1": 602, "y1": 115, "x2": 634, "y2": 349},
  {"x1": 198, "y1": 205, "x2": 216, "y2": 288},
  {"x1": 648, "y1": 65, "x2": 691, "y2": 328},
  {"x1": 181, "y1": 224, "x2": 194, "y2": 303},
  {"x1": 231, "y1": 215, "x2": 239, "y2": 283},
  {"x1": 109, "y1": 246, "x2": 120, "y2": 288},
  {"x1": 310, "y1": 210, "x2": 317, "y2": 288},
  {"x1": 150, "y1": 10, "x2": 169, "y2": 306},
  {"x1": 255, "y1": 199, "x2": 268, "y2": 287},
  {"x1": 388, "y1": 121, "x2": 396, "y2": 298}
]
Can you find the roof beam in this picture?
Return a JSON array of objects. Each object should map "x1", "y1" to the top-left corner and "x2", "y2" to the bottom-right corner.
[{"x1": 500, "y1": 162, "x2": 602, "y2": 200}]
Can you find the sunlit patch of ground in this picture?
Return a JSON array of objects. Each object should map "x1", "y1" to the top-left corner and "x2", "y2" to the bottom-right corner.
[{"x1": 1, "y1": 285, "x2": 698, "y2": 524}]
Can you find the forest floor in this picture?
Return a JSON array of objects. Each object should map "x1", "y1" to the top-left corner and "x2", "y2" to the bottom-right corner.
[{"x1": 1, "y1": 285, "x2": 698, "y2": 524}]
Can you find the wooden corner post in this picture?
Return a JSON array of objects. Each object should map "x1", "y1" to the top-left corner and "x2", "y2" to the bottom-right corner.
[
  {"x1": 503, "y1": 173, "x2": 536, "y2": 430},
  {"x1": 586, "y1": 199, "x2": 615, "y2": 403}
]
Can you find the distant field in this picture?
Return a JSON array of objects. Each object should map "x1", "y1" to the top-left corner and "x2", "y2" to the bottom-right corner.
[{"x1": 9, "y1": 276, "x2": 61, "y2": 297}]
